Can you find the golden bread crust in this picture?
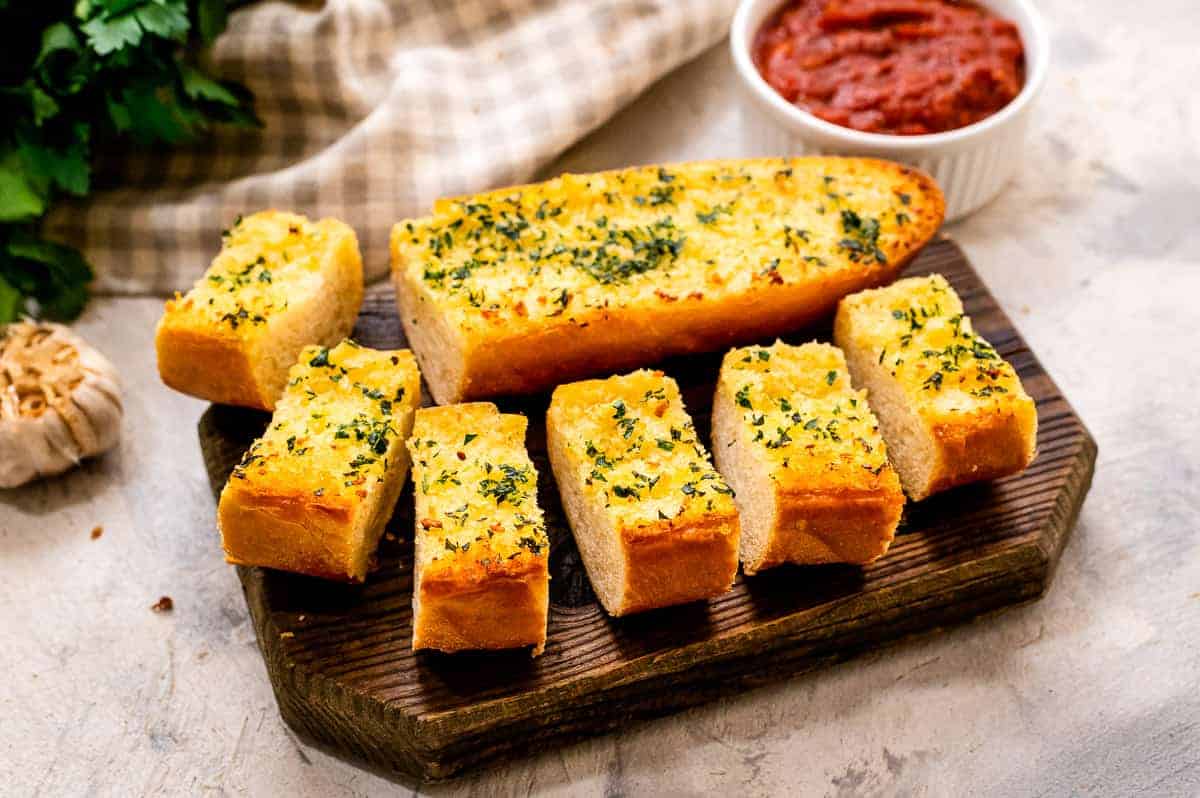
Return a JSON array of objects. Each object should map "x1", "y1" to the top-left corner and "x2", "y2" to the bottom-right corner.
[
  {"x1": 155, "y1": 323, "x2": 269, "y2": 409},
  {"x1": 616, "y1": 515, "x2": 739, "y2": 616},
  {"x1": 925, "y1": 401, "x2": 1038, "y2": 496},
  {"x1": 392, "y1": 157, "x2": 944, "y2": 403},
  {"x1": 218, "y1": 486, "x2": 358, "y2": 581},
  {"x1": 456, "y1": 268, "x2": 901, "y2": 402},
  {"x1": 765, "y1": 487, "x2": 903, "y2": 569},
  {"x1": 415, "y1": 555, "x2": 550, "y2": 654}
]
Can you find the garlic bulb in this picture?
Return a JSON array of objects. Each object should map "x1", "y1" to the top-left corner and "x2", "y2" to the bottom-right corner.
[{"x1": 0, "y1": 322, "x2": 123, "y2": 488}]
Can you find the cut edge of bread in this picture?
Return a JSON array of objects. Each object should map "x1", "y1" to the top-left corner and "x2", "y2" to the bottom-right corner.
[
  {"x1": 545, "y1": 413, "x2": 628, "y2": 614},
  {"x1": 391, "y1": 226, "x2": 469, "y2": 405},
  {"x1": 710, "y1": 378, "x2": 778, "y2": 574},
  {"x1": 836, "y1": 325, "x2": 939, "y2": 499}
]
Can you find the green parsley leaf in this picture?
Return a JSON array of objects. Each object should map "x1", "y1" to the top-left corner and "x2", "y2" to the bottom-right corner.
[
  {"x1": 0, "y1": 274, "x2": 21, "y2": 323},
  {"x1": 0, "y1": 155, "x2": 47, "y2": 221},
  {"x1": 81, "y1": 13, "x2": 144, "y2": 55},
  {"x1": 135, "y1": 1, "x2": 191, "y2": 41},
  {"x1": 180, "y1": 64, "x2": 240, "y2": 107}
]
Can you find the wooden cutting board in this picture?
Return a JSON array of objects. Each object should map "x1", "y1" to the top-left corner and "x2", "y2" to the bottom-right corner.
[{"x1": 199, "y1": 237, "x2": 1095, "y2": 783}]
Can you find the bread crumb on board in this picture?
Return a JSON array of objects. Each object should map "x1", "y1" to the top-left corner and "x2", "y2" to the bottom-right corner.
[
  {"x1": 150, "y1": 596, "x2": 174, "y2": 613},
  {"x1": 90, "y1": 525, "x2": 103, "y2": 540}
]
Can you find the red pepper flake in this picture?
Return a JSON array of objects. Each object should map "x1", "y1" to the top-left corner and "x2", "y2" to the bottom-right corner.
[{"x1": 151, "y1": 596, "x2": 174, "y2": 613}]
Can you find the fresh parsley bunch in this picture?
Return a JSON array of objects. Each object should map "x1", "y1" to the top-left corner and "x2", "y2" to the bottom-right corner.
[{"x1": 0, "y1": 0, "x2": 258, "y2": 323}]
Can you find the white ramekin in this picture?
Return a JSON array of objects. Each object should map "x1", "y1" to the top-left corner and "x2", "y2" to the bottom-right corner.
[{"x1": 730, "y1": 0, "x2": 1049, "y2": 222}]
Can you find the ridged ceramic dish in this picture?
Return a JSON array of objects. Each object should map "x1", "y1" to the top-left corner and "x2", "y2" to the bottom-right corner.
[{"x1": 730, "y1": 0, "x2": 1050, "y2": 222}]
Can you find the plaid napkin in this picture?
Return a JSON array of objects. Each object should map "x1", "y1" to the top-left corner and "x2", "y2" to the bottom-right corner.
[{"x1": 45, "y1": 0, "x2": 737, "y2": 296}]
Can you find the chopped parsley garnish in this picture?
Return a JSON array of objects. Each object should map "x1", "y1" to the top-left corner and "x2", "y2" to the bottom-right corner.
[
  {"x1": 696, "y1": 203, "x2": 732, "y2": 225},
  {"x1": 478, "y1": 463, "x2": 531, "y2": 504},
  {"x1": 838, "y1": 209, "x2": 887, "y2": 265}
]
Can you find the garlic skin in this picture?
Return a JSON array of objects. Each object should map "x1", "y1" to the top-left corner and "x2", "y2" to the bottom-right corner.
[{"x1": 0, "y1": 322, "x2": 123, "y2": 488}]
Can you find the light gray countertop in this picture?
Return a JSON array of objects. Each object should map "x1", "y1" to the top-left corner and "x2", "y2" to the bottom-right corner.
[{"x1": 5, "y1": 2, "x2": 1199, "y2": 795}]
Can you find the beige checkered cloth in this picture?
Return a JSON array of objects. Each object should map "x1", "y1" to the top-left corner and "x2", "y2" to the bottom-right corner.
[{"x1": 45, "y1": 0, "x2": 737, "y2": 296}]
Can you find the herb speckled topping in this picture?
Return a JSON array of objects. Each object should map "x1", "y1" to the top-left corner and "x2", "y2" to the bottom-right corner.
[
  {"x1": 408, "y1": 406, "x2": 547, "y2": 568},
  {"x1": 230, "y1": 340, "x2": 419, "y2": 500},
  {"x1": 555, "y1": 370, "x2": 735, "y2": 528},
  {"x1": 395, "y1": 159, "x2": 922, "y2": 329},
  {"x1": 170, "y1": 211, "x2": 334, "y2": 333},
  {"x1": 847, "y1": 274, "x2": 1025, "y2": 414},
  {"x1": 726, "y1": 342, "x2": 891, "y2": 478}
]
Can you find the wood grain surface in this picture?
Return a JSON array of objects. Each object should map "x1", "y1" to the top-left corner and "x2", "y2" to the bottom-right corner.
[{"x1": 199, "y1": 237, "x2": 1096, "y2": 783}]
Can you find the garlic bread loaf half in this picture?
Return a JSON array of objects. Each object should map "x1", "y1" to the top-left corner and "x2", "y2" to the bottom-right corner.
[
  {"x1": 712, "y1": 342, "x2": 904, "y2": 573},
  {"x1": 546, "y1": 370, "x2": 739, "y2": 616},
  {"x1": 407, "y1": 403, "x2": 549, "y2": 654},
  {"x1": 218, "y1": 341, "x2": 421, "y2": 581},
  {"x1": 157, "y1": 211, "x2": 364, "y2": 410},
  {"x1": 834, "y1": 275, "x2": 1037, "y2": 500},
  {"x1": 392, "y1": 157, "x2": 944, "y2": 403}
]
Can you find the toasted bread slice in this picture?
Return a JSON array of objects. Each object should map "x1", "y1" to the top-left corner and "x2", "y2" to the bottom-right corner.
[
  {"x1": 392, "y1": 157, "x2": 944, "y2": 403},
  {"x1": 712, "y1": 341, "x2": 904, "y2": 573},
  {"x1": 156, "y1": 210, "x2": 364, "y2": 410},
  {"x1": 217, "y1": 341, "x2": 420, "y2": 581},
  {"x1": 834, "y1": 274, "x2": 1037, "y2": 500},
  {"x1": 407, "y1": 403, "x2": 549, "y2": 654},
  {"x1": 546, "y1": 370, "x2": 739, "y2": 615}
]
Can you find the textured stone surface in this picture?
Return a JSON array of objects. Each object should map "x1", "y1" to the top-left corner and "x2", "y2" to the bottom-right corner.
[{"x1": 3, "y1": 1, "x2": 1198, "y2": 794}]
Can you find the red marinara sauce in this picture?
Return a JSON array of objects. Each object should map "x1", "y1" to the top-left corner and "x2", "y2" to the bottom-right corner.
[{"x1": 754, "y1": 0, "x2": 1025, "y2": 135}]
